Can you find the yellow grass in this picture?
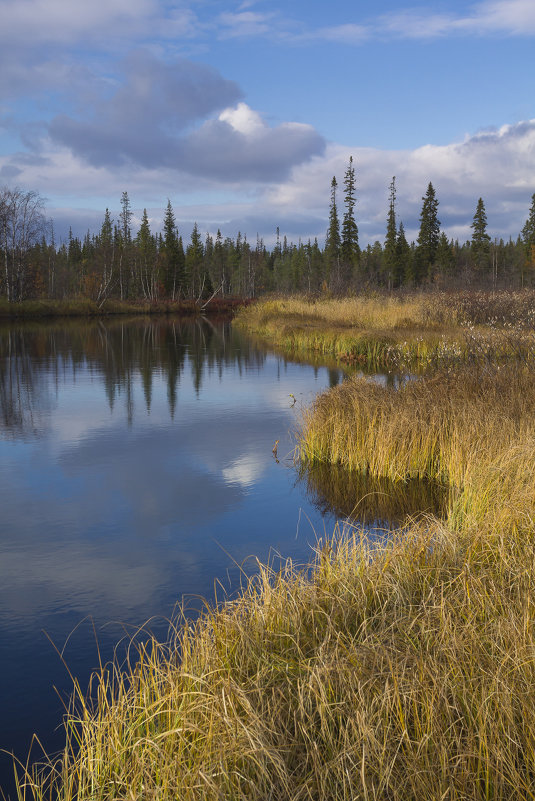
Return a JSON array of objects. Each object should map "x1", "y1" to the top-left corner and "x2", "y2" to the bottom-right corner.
[
  {"x1": 298, "y1": 363, "x2": 535, "y2": 534},
  {"x1": 14, "y1": 292, "x2": 535, "y2": 801},
  {"x1": 236, "y1": 292, "x2": 535, "y2": 369}
]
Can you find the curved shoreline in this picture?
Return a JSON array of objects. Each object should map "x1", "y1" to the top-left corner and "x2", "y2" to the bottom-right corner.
[{"x1": 14, "y1": 292, "x2": 535, "y2": 800}]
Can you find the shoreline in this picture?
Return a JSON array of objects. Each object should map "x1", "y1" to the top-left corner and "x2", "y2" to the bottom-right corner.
[
  {"x1": 0, "y1": 296, "x2": 251, "y2": 320},
  {"x1": 13, "y1": 290, "x2": 535, "y2": 800}
]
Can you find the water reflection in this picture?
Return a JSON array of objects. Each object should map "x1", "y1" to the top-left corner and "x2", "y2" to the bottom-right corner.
[
  {"x1": 0, "y1": 316, "x2": 436, "y2": 797},
  {"x1": 300, "y1": 462, "x2": 449, "y2": 526},
  {"x1": 0, "y1": 316, "x2": 269, "y2": 436},
  {"x1": 0, "y1": 315, "x2": 351, "y2": 795}
]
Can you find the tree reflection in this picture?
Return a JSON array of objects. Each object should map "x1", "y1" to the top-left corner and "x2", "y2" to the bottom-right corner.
[{"x1": 0, "y1": 316, "x2": 268, "y2": 438}]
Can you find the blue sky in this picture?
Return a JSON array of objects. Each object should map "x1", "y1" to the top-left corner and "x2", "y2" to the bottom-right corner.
[{"x1": 1, "y1": 0, "x2": 534, "y2": 247}]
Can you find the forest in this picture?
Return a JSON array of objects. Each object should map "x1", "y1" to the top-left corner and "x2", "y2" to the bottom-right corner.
[{"x1": 1, "y1": 158, "x2": 535, "y2": 304}]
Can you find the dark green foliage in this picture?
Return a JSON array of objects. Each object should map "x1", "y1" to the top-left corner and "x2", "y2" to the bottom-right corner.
[
  {"x1": 325, "y1": 176, "x2": 341, "y2": 290},
  {"x1": 521, "y1": 194, "x2": 535, "y2": 284},
  {"x1": 135, "y1": 209, "x2": 158, "y2": 300},
  {"x1": 415, "y1": 182, "x2": 441, "y2": 283},
  {"x1": 522, "y1": 193, "x2": 535, "y2": 253},
  {"x1": 395, "y1": 222, "x2": 411, "y2": 287},
  {"x1": 185, "y1": 223, "x2": 205, "y2": 299},
  {"x1": 435, "y1": 232, "x2": 457, "y2": 279},
  {"x1": 471, "y1": 197, "x2": 491, "y2": 272},
  {"x1": 162, "y1": 200, "x2": 184, "y2": 299},
  {"x1": 341, "y1": 156, "x2": 360, "y2": 279},
  {"x1": 2, "y1": 182, "x2": 534, "y2": 303},
  {"x1": 383, "y1": 177, "x2": 398, "y2": 287}
]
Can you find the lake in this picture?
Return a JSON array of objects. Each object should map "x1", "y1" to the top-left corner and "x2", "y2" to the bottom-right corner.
[{"x1": 0, "y1": 314, "x2": 371, "y2": 795}]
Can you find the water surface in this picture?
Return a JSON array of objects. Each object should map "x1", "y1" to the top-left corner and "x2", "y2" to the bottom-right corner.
[{"x1": 0, "y1": 315, "x2": 353, "y2": 793}]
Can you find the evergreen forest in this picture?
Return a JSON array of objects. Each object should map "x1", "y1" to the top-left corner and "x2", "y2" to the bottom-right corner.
[{"x1": 1, "y1": 162, "x2": 535, "y2": 304}]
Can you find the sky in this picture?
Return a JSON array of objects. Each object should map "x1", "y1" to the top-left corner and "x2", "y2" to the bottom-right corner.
[{"x1": 0, "y1": 0, "x2": 534, "y2": 248}]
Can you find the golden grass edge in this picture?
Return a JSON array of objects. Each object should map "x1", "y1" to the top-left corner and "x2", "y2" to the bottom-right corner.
[{"x1": 14, "y1": 291, "x2": 535, "y2": 800}]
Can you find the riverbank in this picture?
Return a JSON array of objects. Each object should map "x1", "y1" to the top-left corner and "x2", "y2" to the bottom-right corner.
[
  {"x1": 235, "y1": 291, "x2": 535, "y2": 369},
  {"x1": 16, "y1": 291, "x2": 535, "y2": 800},
  {"x1": 0, "y1": 296, "x2": 249, "y2": 319}
]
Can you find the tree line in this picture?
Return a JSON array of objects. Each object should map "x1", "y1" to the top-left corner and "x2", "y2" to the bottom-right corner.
[{"x1": 1, "y1": 168, "x2": 535, "y2": 303}]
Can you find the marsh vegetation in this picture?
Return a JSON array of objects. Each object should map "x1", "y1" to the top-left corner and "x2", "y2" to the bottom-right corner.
[{"x1": 14, "y1": 290, "x2": 535, "y2": 801}]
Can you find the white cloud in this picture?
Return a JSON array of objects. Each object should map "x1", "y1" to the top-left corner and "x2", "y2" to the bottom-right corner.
[
  {"x1": 214, "y1": 0, "x2": 535, "y2": 44},
  {"x1": 222, "y1": 453, "x2": 265, "y2": 487},
  {"x1": 2, "y1": 114, "x2": 534, "y2": 248},
  {"x1": 219, "y1": 102, "x2": 265, "y2": 135},
  {"x1": 474, "y1": 0, "x2": 535, "y2": 34},
  {"x1": 263, "y1": 120, "x2": 535, "y2": 244},
  {"x1": 0, "y1": 0, "x2": 155, "y2": 45}
]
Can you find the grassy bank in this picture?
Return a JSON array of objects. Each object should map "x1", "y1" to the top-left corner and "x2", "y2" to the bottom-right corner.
[
  {"x1": 299, "y1": 363, "x2": 535, "y2": 531},
  {"x1": 235, "y1": 291, "x2": 535, "y2": 369},
  {"x1": 0, "y1": 296, "x2": 248, "y2": 319},
  {"x1": 14, "y1": 292, "x2": 535, "y2": 800}
]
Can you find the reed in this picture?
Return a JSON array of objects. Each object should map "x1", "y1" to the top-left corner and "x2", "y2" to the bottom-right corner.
[
  {"x1": 298, "y1": 363, "x2": 535, "y2": 532},
  {"x1": 16, "y1": 516, "x2": 535, "y2": 800},
  {"x1": 235, "y1": 292, "x2": 535, "y2": 369},
  {"x1": 13, "y1": 294, "x2": 535, "y2": 801}
]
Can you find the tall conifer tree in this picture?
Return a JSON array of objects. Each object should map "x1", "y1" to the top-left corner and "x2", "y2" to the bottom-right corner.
[
  {"x1": 383, "y1": 177, "x2": 398, "y2": 287},
  {"x1": 522, "y1": 193, "x2": 535, "y2": 269},
  {"x1": 415, "y1": 182, "x2": 441, "y2": 283},
  {"x1": 395, "y1": 222, "x2": 411, "y2": 286},
  {"x1": 162, "y1": 199, "x2": 183, "y2": 299},
  {"x1": 341, "y1": 156, "x2": 360, "y2": 276},
  {"x1": 470, "y1": 197, "x2": 491, "y2": 272},
  {"x1": 325, "y1": 176, "x2": 341, "y2": 289}
]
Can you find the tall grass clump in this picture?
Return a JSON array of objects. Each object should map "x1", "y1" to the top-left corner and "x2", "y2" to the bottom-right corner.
[
  {"x1": 15, "y1": 516, "x2": 535, "y2": 800},
  {"x1": 13, "y1": 295, "x2": 535, "y2": 800},
  {"x1": 298, "y1": 363, "x2": 535, "y2": 532}
]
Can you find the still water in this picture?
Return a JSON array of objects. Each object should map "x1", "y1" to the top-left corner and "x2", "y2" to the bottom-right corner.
[{"x1": 0, "y1": 315, "x2": 362, "y2": 793}]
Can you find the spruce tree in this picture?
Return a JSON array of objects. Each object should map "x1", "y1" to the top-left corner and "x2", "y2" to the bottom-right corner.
[
  {"x1": 415, "y1": 182, "x2": 441, "y2": 283},
  {"x1": 98, "y1": 208, "x2": 114, "y2": 292},
  {"x1": 522, "y1": 193, "x2": 535, "y2": 270},
  {"x1": 325, "y1": 176, "x2": 341, "y2": 289},
  {"x1": 185, "y1": 223, "x2": 204, "y2": 298},
  {"x1": 470, "y1": 197, "x2": 491, "y2": 272},
  {"x1": 341, "y1": 156, "x2": 360, "y2": 276},
  {"x1": 118, "y1": 191, "x2": 132, "y2": 299},
  {"x1": 162, "y1": 199, "x2": 184, "y2": 299},
  {"x1": 383, "y1": 177, "x2": 398, "y2": 287},
  {"x1": 435, "y1": 232, "x2": 456, "y2": 280},
  {"x1": 136, "y1": 209, "x2": 158, "y2": 299},
  {"x1": 395, "y1": 221, "x2": 411, "y2": 287}
]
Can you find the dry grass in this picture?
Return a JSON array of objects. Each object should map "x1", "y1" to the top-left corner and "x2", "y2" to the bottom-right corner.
[
  {"x1": 235, "y1": 292, "x2": 535, "y2": 369},
  {"x1": 13, "y1": 292, "x2": 535, "y2": 801},
  {"x1": 16, "y1": 516, "x2": 535, "y2": 800},
  {"x1": 298, "y1": 364, "x2": 535, "y2": 533}
]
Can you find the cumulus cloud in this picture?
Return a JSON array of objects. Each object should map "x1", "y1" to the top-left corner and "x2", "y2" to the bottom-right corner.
[
  {"x1": 46, "y1": 52, "x2": 326, "y2": 182},
  {"x1": 3, "y1": 105, "x2": 534, "y2": 249},
  {"x1": 48, "y1": 51, "x2": 243, "y2": 167},
  {"x1": 179, "y1": 104, "x2": 325, "y2": 182},
  {"x1": 262, "y1": 120, "x2": 535, "y2": 245}
]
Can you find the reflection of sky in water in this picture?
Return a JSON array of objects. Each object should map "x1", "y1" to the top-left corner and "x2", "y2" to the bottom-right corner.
[{"x1": 0, "y1": 319, "x2": 346, "y2": 790}]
